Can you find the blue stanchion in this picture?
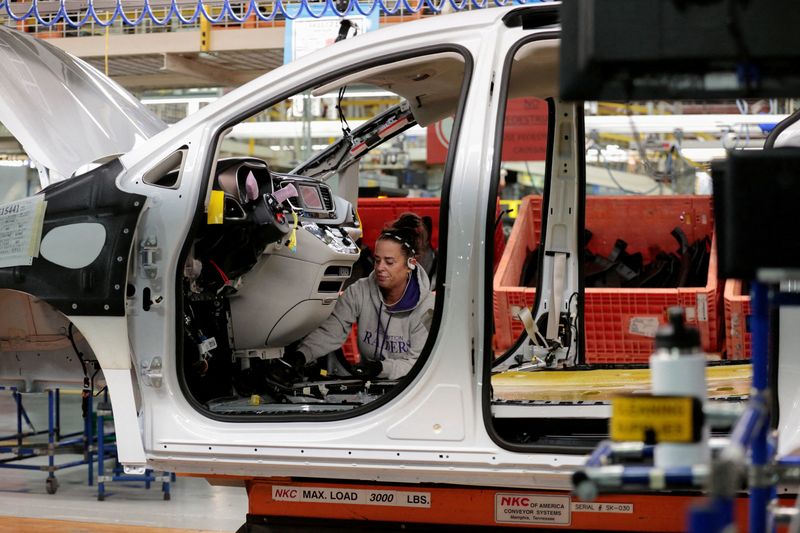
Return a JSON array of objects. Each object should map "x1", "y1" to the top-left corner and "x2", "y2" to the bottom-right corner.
[
  {"x1": 688, "y1": 497, "x2": 735, "y2": 533},
  {"x1": 750, "y1": 282, "x2": 771, "y2": 533},
  {"x1": 47, "y1": 390, "x2": 55, "y2": 485},
  {"x1": 0, "y1": 387, "x2": 112, "y2": 494}
]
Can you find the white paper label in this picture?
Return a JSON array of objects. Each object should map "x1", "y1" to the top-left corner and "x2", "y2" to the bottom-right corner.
[
  {"x1": 572, "y1": 501, "x2": 634, "y2": 513},
  {"x1": 628, "y1": 317, "x2": 660, "y2": 338},
  {"x1": 199, "y1": 337, "x2": 217, "y2": 354},
  {"x1": 0, "y1": 196, "x2": 47, "y2": 268},
  {"x1": 495, "y1": 493, "x2": 571, "y2": 525},
  {"x1": 272, "y1": 485, "x2": 431, "y2": 508},
  {"x1": 696, "y1": 294, "x2": 708, "y2": 322}
]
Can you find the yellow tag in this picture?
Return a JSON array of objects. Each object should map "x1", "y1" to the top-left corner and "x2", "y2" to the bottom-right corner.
[
  {"x1": 208, "y1": 190, "x2": 224, "y2": 225},
  {"x1": 611, "y1": 395, "x2": 697, "y2": 443},
  {"x1": 499, "y1": 199, "x2": 522, "y2": 219},
  {"x1": 288, "y1": 211, "x2": 298, "y2": 252},
  {"x1": 249, "y1": 394, "x2": 261, "y2": 406},
  {"x1": 319, "y1": 369, "x2": 328, "y2": 377}
]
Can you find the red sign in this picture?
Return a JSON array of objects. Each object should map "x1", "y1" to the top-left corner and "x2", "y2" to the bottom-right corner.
[{"x1": 426, "y1": 98, "x2": 548, "y2": 164}]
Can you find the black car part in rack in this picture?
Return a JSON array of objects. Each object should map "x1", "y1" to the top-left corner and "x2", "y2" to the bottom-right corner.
[{"x1": 519, "y1": 227, "x2": 711, "y2": 289}]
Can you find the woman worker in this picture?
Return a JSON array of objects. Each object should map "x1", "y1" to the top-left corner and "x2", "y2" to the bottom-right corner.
[{"x1": 278, "y1": 213, "x2": 434, "y2": 381}]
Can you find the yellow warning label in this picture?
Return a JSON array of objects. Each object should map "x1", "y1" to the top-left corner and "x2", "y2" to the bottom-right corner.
[
  {"x1": 611, "y1": 395, "x2": 697, "y2": 443},
  {"x1": 499, "y1": 199, "x2": 522, "y2": 219},
  {"x1": 208, "y1": 190, "x2": 225, "y2": 225}
]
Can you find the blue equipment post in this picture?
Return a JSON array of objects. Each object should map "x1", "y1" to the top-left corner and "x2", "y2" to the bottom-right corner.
[
  {"x1": 750, "y1": 281, "x2": 771, "y2": 533},
  {"x1": 87, "y1": 392, "x2": 94, "y2": 486},
  {"x1": 0, "y1": 387, "x2": 106, "y2": 494},
  {"x1": 54, "y1": 388, "x2": 60, "y2": 439},
  {"x1": 45, "y1": 389, "x2": 56, "y2": 494},
  {"x1": 15, "y1": 389, "x2": 23, "y2": 449},
  {"x1": 97, "y1": 409, "x2": 106, "y2": 500}
]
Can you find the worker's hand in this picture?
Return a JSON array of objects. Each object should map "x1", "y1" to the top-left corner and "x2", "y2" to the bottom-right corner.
[
  {"x1": 266, "y1": 350, "x2": 307, "y2": 386},
  {"x1": 351, "y1": 358, "x2": 383, "y2": 379}
]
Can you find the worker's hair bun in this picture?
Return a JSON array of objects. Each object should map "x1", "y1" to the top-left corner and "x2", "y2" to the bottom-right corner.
[{"x1": 378, "y1": 212, "x2": 424, "y2": 258}]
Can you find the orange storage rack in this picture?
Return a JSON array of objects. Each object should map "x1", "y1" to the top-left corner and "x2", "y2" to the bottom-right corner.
[
  {"x1": 723, "y1": 279, "x2": 751, "y2": 360},
  {"x1": 493, "y1": 195, "x2": 722, "y2": 363}
]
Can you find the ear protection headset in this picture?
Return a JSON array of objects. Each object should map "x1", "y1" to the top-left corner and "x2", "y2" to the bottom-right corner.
[{"x1": 380, "y1": 230, "x2": 416, "y2": 270}]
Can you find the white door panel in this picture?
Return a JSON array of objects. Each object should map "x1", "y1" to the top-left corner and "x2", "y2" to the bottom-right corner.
[{"x1": 112, "y1": 6, "x2": 574, "y2": 489}]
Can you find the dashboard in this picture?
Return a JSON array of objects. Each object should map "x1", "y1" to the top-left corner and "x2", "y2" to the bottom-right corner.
[
  {"x1": 182, "y1": 157, "x2": 364, "y2": 412},
  {"x1": 201, "y1": 157, "x2": 361, "y2": 294},
  {"x1": 215, "y1": 158, "x2": 338, "y2": 222}
]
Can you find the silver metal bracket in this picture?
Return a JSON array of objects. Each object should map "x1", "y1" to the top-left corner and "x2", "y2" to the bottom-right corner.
[
  {"x1": 141, "y1": 357, "x2": 163, "y2": 388},
  {"x1": 140, "y1": 236, "x2": 160, "y2": 279},
  {"x1": 123, "y1": 465, "x2": 147, "y2": 475}
]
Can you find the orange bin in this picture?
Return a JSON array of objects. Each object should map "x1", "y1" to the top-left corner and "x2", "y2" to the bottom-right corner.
[
  {"x1": 357, "y1": 198, "x2": 440, "y2": 249},
  {"x1": 493, "y1": 195, "x2": 722, "y2": 363},
  {"x1": 342, "y1": 325, "x2": 360, "y2": 364},
  {"x1": 723, "y1": 279, "x2": 751, "y2": 360}
]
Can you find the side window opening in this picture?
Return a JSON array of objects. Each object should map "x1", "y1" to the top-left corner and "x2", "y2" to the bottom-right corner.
[
  {"x1": 178, "y1": 50, "x2": 468, "y2": 419},
  {"x1": 142, "y1": 147, "x2": 187, "y2": 189},
  {"x1": 486, "y1": 38, "x2": 742, "y2": 450}
]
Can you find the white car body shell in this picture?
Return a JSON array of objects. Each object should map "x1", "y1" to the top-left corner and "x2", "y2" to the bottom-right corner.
[
  {"x1": 1, "y1": 3, "x2": 797, "y2": 491},
  {"x1": 110, "y1": 5, "x2": 576, "y2": 489}
]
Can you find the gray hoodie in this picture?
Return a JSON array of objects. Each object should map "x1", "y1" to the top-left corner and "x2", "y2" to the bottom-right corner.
[{"x1": 298, "y1": 266, "x2": 434, "y2": 380}]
